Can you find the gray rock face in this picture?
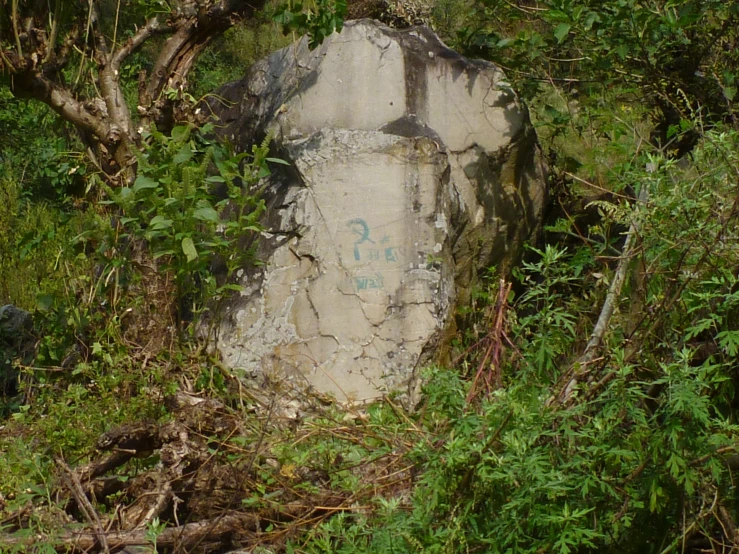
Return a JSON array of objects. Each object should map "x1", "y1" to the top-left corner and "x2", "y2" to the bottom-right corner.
[
  {"x1": 1, "y1": 304, "x2": 33, "y2": 401},
  {"x1": 0, "y1": 305, "x2": 32, "y2": 340},
  {"x1": 210, "y1": 20, "x2": 546, "y2": 402}
]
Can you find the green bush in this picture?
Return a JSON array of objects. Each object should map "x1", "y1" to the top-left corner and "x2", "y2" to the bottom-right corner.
[
  {"x1": 101, "y1": 123, "x2": 270, "y2": 327},
  {"x1": 292, "y1": 127, "x2": 739, "y2": 553},
  {"x1": 452, "y1": 0, "x2": 739, "y2": 155}
]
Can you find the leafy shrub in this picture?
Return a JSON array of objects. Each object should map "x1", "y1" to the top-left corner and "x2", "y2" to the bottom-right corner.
[
  {"x1": 17, "y1": 122, "x2": 276, "y2": 375},
  {"x1": 452, "y1": 0, "x2": 739, "y2": 155},
  {"x1": 0, "y1": 90, "x2": 86, "y2": 202},
  {"x1": 274, "y1": 0, "x2": 347, "y2": 47},
  {"x1": 0, "y1": 178, "x2": 80, "y2": 308},
  {"x1": 101, "y1": 123, "x2": 271, "y2": 327}
]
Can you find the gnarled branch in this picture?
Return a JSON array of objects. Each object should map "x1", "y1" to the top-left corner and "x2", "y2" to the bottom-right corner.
[
  {"x1": 111, "y1": 17, "x2": 163, "y2": 70},
  {"x1": 12, "y1": 71, "x2": 109, "y2": 141}
]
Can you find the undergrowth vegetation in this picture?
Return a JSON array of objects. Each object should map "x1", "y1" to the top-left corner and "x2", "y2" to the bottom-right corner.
[
  {"x1": 2, "y1": 1, "x2": 739, "y2": 553},
  {"x1": 280, "y1": 127, "x2": 739, "y2": 553}
]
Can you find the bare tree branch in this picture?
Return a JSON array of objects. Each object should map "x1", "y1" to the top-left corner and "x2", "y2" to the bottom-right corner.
[
  {"x1": 12, "y1": 71, "x2": 109, "y2": 141},
  {"x1": 140, "y1": 0, "x2": 268, "y2": 127},
  {"x1": 111, "y1": 17, "x2": 163, "y2": 70},
  {"x1": 549, "y1": 185, "x2": 649, "y2": 407},
  {"x1": 11, "y1": 0, "x2": 22, "y2": 56},
  {"x1": 0, "y1": 512, "x2": 260, "y2": 552},
  {"x1": 43, "y1": 24, "x2": 81, "y2": 73},
  {"x1": 88, "y1": 1, "x2": 110, "y2": 60},
  {"x1": 44, "y1": 0, "x2": 61, "y2": 63},
  {"x1": 57, "y1": 457, "x2": 110, "y2": 554}
]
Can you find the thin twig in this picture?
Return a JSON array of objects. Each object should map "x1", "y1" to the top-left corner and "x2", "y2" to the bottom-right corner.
[
  {"x1": 467, "y1": 280, "x2": 512, "y2": 402},
  {"x1": 690, "y1": 445, "x2": 739, "y2": 468},
  {"x1": 0, "y1": 512, "x2": 260, "y2": 552},
  {"x1": 112, "y1": 0, "x2": 122, "y2": 52},
  {"x1": 112, "y1": 17, "x2": 163, "y2": 70},
  {"x1": 657, "y1": 490, "x2": 716, "y2": 554},
  {"x1": 564, "y1": 171, "x2": 645, "y2": 203},
  {"x1": 11, "y1": 0, "x2": 23, "y2": 56},
  {"x1": 45, "y1": 0, "x2": 62, "y2": 63}
]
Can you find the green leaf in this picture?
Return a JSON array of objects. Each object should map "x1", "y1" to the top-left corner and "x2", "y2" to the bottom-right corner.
[
  {"x1": 615, "y1": 43, "x2": 629, "y2": 60},
  {"x1": 182, "y1": 237, "x2": 198, "y2": 262},
  {"x1": 265, "y1": 157, "x2": 291, "y2": 166},
  {"x1": 35, "y1": 293, "x2": 54, "y2": 311},
  {"x1": 717, "y1": 330, "x2": 739, "y2": 356},
  {"x1": 133, "y1": 175, "x2": 159, "y2": 192},
  {"x1": 149, "y1": 215, "x2": 173, "y2": 230},
  {"x1": 193, "y1": 206, "x2": 220, "y2": 223},
  {"x1": 173, "y1": 143, "x2": 193, "y2": 165},
  {"x1": 545, "y1": 9, "x2": 570, "y2": 22},
  {"x1": 218, "y1": 284, "x2": 245, "y2": 293},
  {"x1": 685, "y1": 317, "x2": 716, "y2": 339},
  {"x1": 666, "y1": 124, "x2": 680, "y2": 139},
  {"x1": 554, "y1": 23, "x2": 571, "y2": 44},
  {"x1": 171, "y1": 125, "x2": 189, "y2": 142}
]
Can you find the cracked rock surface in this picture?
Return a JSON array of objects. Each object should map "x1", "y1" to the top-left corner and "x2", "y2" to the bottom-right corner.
[{"x1": 209, "y1": 20, "x2": 546, "y2": 402}]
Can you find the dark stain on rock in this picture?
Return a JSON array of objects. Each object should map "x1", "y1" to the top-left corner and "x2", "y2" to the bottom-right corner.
[
  {"x1": 380, "y1": 115, "x2": 441, "y2": 143},
  {"x1": 403, "y1": 48, "x2": 428, "y2": 119}
]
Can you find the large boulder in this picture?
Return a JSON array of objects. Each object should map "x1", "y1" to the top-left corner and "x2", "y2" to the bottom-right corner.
[{"x1": 209, "y1": 20, "x2": 546, "y2": 403}]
